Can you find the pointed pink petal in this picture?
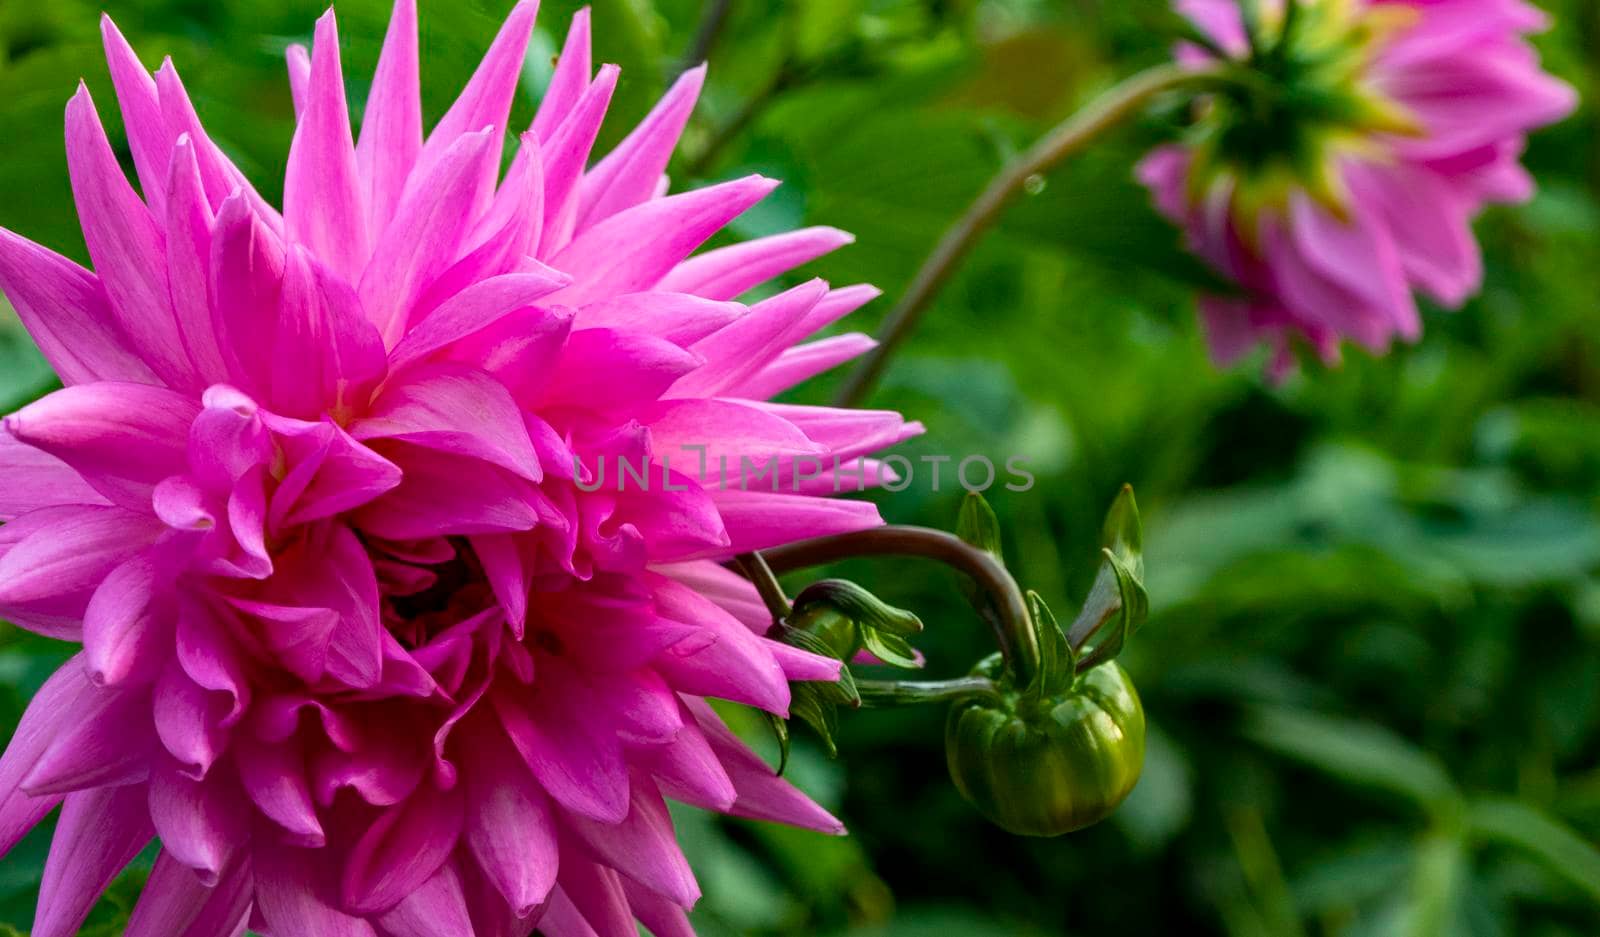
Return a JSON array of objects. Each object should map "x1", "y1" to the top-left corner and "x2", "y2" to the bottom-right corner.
[
  {"x1": 100, "y1": 16, "x2": 172, "y2": 217},
  {"x1": 354, "y1": 443, "x2": 548, "y2": 539},
  {"x1": 265, "y1": 417, "x2": 402, "y2": 529},
  {"x1": 0, "y1": 228, "x2": 157, "y2": 387},
  {"x1": 737, "y1": 333, "x2": 877, "y2": 398},
  {"x1": 351, "y1": 363, "x2": 541, "y2": 480},
  {"x1": 651, "y1": 576, "x2": 789, "y2": 714},
  {"x1": 494, "y1": 681, "x2": 629, "y2": 823},
  {"x1": 153, "y1": 655, "x2": 229, "y2": 777},
  {"x1": 622, "y1": 878, "x2": 696, "y2": 937},
  {"x1": 33, "y1": 783, "x2": 154, "y2": 937},
  {"x1": 644, "y1": 398, "x2": 823, "y2": 468},
  {"x1": 659, "y1": 227, "x2": 855, "y2": 300},
  {"x1": 3, "y1": 382, "x2": 196, "y2": 511},
  {"x1": 710, "y1": 489, "x2": 883, "y2": 555},
  {"x1": 460, "y1": 718, "x2": 559, "y2": 916},
  {"x1": 285, "y1": 11, "x2": 371, "y2": 282},
  {"x1": 342, "y1": 781, "x2": 465, "y2": 913},
  {"x1": 411, "y1": 0, "x2": 538, "y2": 207},
  {"x1": 256, "y1": 839, "x2": 379, "y2": 937},
  {"x1": 165, "y1": 137, "x2": 234, "y2": 386},
  {"x1": 0, "y1": 657, "x2": 93, "y2": 854},
  {"x1": 646, "y1": 714, "x2": 737, "y2": 812},
  {"x1": 375, "y1": 860, "x2": 475, "y2": 937},
  {"x1": 235, "y1": 734, "x2": 324, "y2": 847},
  {"x1": 361, "y1": 128, "x2": 499, "y2": 346},
  {"x1": 438, "y1": 305, "x2": 577, "y2": 405},
  {"x1": 670, "y1": 279, "x2": 827, "y2": 398},
  {"x1": 531, "y1": 8, "x2": 592, "y2": 140},
  {"x1": 66, "y1": 85, "x2": 195, "y2": 389},
  {"x1": 557, "y1": 857, "x2": 636, "y2": 937},
  {"x1": 286, "y1": 43, "x2": 311, "y2": 116},
  {"x1": 125, "y1": 851, "x2": 228, "y2": 937},
  {"x1": 0, "y1": 428, "x2": 108, "y2": 520},
  {"x1": 358, "y1": 0, "x2": 423, "y2": 231},
  {"x1": 84, "y1": 550, "x2": 173, "y2": 686},
  {"x1": 0, "y1": 505, "x2": 165, "y2": 637},
  {"x1": 539, "y1": 65, "x2": 621, "y2": 254},
  {"x1": 576, "y1": 64, "x2": 705, "y2": 232},
  {"x1": 210, "y1": 192, "x2": 287, "y2": 396},
  {"x1": 572, "y1": 292, "x2": 745, "y2": 347},
  {"x1": 565, "y1": 782, "x2": 699, "y2": 907},
  {"x1": 389, "y1": 270, "x2": 570, "y2": 374},
  {"x1": 538, "y1": 329, "x2": 703, "y2": 414},
  {"x1": 149, "y1": 754, "x2": 248, "y2": 885},
  {"x1": 273, "y1": 245, "x2": 387, "y2": 420},
  {"x1": 548, "y1": 176, "x2": 780, "y2": 305},
  {"x1": 687, "y1": 697, "x2": 846, "y2": 834}
]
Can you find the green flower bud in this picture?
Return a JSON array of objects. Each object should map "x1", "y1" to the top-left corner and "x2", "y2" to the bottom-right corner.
[{"x1": 946, "y1": 653, "x2": 1144, "y2": 837}]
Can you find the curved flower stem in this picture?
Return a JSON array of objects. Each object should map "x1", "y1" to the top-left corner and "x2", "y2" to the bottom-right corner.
[
  {"x1": 735, "y1": 551, "x2": 792, "y2": 620},
  {"x1": 758, "y1": 525, "x2": 1038, "y2": 684},
  {"x1": 832, "y1": 63, "x2": 1237, "y2": 408},
  {"x1": 855, "y1": 676, "x2": 1001, "y2": 708}
]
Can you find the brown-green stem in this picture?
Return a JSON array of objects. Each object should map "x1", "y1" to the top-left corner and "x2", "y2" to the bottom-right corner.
[
  {"x1": 833, "y1": 63, "x2": 1239, "y2": 408},
  {"x1": 758, "y1": 525, "x2": 1039, "y2": 686}
]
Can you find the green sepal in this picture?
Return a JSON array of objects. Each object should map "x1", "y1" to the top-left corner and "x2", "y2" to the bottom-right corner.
[
  {"x1": 1025, "y1": 591, "x2": 1076, "y2": 699},
  {"x1": 789, "y1": 683, "x2": 841, "y2": 759},
  {"x1": 860, "y1": 626, "x2": 922, "y2": 670},
  {"x1": 792, "y1": 579, "x2": 923, "y2": 638},
  {"x1": 1067, "y1": 486, "x2": 1149, "y2": 667},
  {"x1": 956, "y1": 492, "x2": 1004, "y2": 562},
  {"x1": 764, "y1": 711, "x2": 792, "y2": 775}
]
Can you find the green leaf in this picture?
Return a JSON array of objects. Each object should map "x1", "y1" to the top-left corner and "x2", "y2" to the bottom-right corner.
[
  {"x1": 1068, "y1": 486, "x2": 1149, "y2": 665},
  {"x1": 1241, "y1": 706, "x2": 1458, "y2": 811},
  {"x1": 1026, "y1": 591, "x2": 1074, "y2": 697},
  {"x1": 956, "y1": 492, "x2": 1004, "y2": 562},
  {"x1": 1103, "y1": 484, "x2": 1144, "y2": 579},
  {"x1": 1466, "y1": 798, "x2": 1600, "y2": 904}
]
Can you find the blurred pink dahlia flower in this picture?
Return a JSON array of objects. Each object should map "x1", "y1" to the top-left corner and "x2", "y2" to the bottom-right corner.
[
  {"x1": 1139, "y1": 0, "x2": 1576, "y2": 378},
  {"x1": 0, "y1": 2, "x2": 920, "y2": 934}
]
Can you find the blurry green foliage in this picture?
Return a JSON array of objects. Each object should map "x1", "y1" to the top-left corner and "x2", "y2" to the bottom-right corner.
[{"x1": 2, "y1": 0, "x2": 1599, "y2": 934}]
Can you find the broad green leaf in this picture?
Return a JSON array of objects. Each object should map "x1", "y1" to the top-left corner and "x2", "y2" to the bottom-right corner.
[{"x1": 1241, "y1": 706, "x2": 1458, "y2": 810}]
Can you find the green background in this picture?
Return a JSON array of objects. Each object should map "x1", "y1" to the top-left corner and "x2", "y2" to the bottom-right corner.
[{"x1": 1, "y1": 0, "x2": 1598, "y2": 934}]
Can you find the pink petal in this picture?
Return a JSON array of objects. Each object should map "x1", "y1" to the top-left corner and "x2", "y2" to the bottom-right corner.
[
  {"x1": 572, "y1": 292, "x2": 745, "y2": 347},
  {"x1": 565, "y1": 781, "x2": 699, "y2": 908},
  {"x1": 0, "y1": 428, "x2": 108, "y2": 520},
  {"x1": 548, "y1": 176, "x2": 780, "y2": 306},
  {"x1": 342, "y1": 780, "x2": 465, "y2": 913},
  {"x1": 539, "y1": 65, "x2": 622, "y2": 254},
  {"x1": 670, "y1": 278, "x2": 830, "y2": 398},
  {"x1": 65, "y1": 85, "x2": 195, "y2": 389},
  {"x1": 354, "y1": 443, "x2": 549, "y2": 539},
  {"x1": 0, "y1": 657, "x2": 91, "y2": 854},
  {"x1": 0, "y1": 504, "x2": 165, "y2": 637},
  {"x1": 460, "y1": 718, "x2": 559, "y2": 916},
  {"x1": 284, "y1": 10, "x2": 371, "y2": 283},
  {"x1": 286, "y1": 44, "x2": 311, "y2": 117},
  {"x1": 645, "y1": 714, "x2": 737, "y2": 812},
  {"x1": 273, "y1": 245, "x2": 387, "y2": 420},
  {"x1": 148, "y1": 754, "x2": 248, "y2": 885},
  {"x1": 234, "y1": 734, "x2": 325, "y2": 847},
  {"x1": 737, "y1": 333, "x2": 877, "y2": 398},
  {"x1": 538, "y1": 329, "x2": 703, "y2": 414},
  {"x1": 124, "y1": 850, "x2": 246, "y2": 937},
  {"x1": 710, "y1": 489, "x2": 883, "y2": 555},
  {"x1": 531, "y1": 8, "x2": 592, "y2": 140},
  {"x1": 352, "y1": 363, "x2": 541, "y2": 480},
  {"x1": 358, "y1": 0, "x2": 423, "y2": 232},
  {"x1": 652, "y1": 576, "x2": 790, "y2": 714},
  {"x1": 2, "y1": 382, "x2": 196, "y2": 511},
  {"x1": 374, "y1": 860, "x2": 475, "y2": 937},
  {"x1": 165, "y1": 136, "x2": 234, "y2": 386},
  {"x1": 411, "y1": 0, "x2": 538, "y2": 208},
  {"x1": 33, "y1": 783, "x2": 154, "y2": 937},
  {"x1": 659, "y1": 226, "x2": 855, "y2": 300},
  {"x1": 84, "y1": 550, "x2": 173, "y2": 686},
  {"x1": 361, "y1": 128, "x2": 499, "y2": 346},
  {"x1": 389, "y1": 271, "x2": 571, "y2": 374},
  {"x1": 256, "y1": 839, "x2": 379, "y2": 937},
  {"x1": 494, "y1": 680, "x2": 629, "y2": 823},
  {"x1": 0, "y1": 228, "x2": 156, "y2": 387},
  {"x1": 209, "y1": 192, "x2": 287, "y2": 396},
  {"x1": 99, "y1": 15, "x2": 171, "y2": 217},
  {"x1": 688, "y1": 697, "x2": 846, "y2": 834},
  {"x1": 575, "y1": 64, "x2": 706, "y2": 232}
]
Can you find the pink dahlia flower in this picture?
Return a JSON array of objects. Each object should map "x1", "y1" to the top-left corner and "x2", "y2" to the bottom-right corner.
[
  {"x1": 0, "y1": 2, "x2": 921, "y2": 934},
  {"x1": 1138, "y1": 0, "x2": 1576, "y2": 378}
]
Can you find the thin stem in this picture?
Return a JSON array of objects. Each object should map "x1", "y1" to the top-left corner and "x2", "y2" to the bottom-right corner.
[
  {"x1": 680, "y1": 0, "x2": 734, "y2": 72},
  {"x1": 759, "y1": 525, "x2": 1039, "y2": 685},
  {"x1": 735, "y1": 551, "x2": 791, "y2": 620},
  {"x1": 855, "y1": 676, "x2": 1001, "y2": 708},
  {"x1": 832, "y1": 63, "x2": 1235, "y2": 408}
]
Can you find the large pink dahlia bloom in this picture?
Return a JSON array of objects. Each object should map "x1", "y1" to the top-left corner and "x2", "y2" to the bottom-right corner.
[
  {"x1": 1139, "y1": 0, "x2": 1576, "y2": 377},
  {"x1": 0, "y1": 3, "x2": 920, "y2": 935}
]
